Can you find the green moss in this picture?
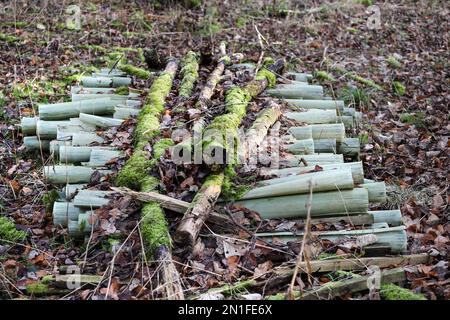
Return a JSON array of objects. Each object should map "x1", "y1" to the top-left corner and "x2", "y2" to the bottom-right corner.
[
  {"x1": 115, "y1": 86, "x2": 129, "y2": 95},
  {"x1": 26, "y1": 282, "x2": 48, "y2": 295},
  {"x1": 255, "y1": 68, "x2": 277, "y2": 88},
  {"x1": 392, "y1": 81, "x2": 406, "y2": 96},
  {"x1": 219, "y1": 56, "x2": 231, "y2": 65},
  {"x1": 118, "y1": 64, "x2": 152, "y2": 79},
  {"x1": 42, "y1": 189, "x2": 60, "y2": 213},
  {"x1": 0, "y1": 33, "x2": 19, "y2": 43},
  {"x1": 399, "y1": 112, "x2": 425, "y2": 128},
  {"x1": 224, "y1": 87, "x2": 251, "y2": 118},
  {"x1": 380, "y1": 284, "x2": 426, "y2": 300},
  {"x1": 218, "y1": 279, "x2": 257, "y2": 296},
  {"x1": 41, "y1": 275, "x2": 54, "y2": 284},
  {"x1": 358, "y1": 0, "x2": 373, "y2": 5},
  {"x1": 78, "y1": 44, "x2": 107, "y2": 52},
  {"x1": 179, "y1": 51, "x2": 199, "y2": 98},
  {"x1": 141, "y1": 202, "x2": 170, "y2": 253},
  {"x1": 315, "y1": 70, "x2": 336, "y2": 82},
  {"x1": 221, "y1": 165, "x2": 251, "y2": 200},
  {"x1": 235, "y1": 17, "x2": 247, "y2": 28},
  {"x1": 387, "y1": 56, "x2": 402, "y2": 68},
  {"x1": 0, "y1": 216, "x2": 27, "y2": 242},
  {"x1": 346, "y1": 27, "x2": 359, "y2": 34},
  {"x1": 149, "y1": 138, "x2": 174, "y2": 166},
  {"x1": 115, "y1": 149, "x2": 151, "y2": 190},
  {"x1": 348, "y1": 73, "x2": 383, "y2": 90}
]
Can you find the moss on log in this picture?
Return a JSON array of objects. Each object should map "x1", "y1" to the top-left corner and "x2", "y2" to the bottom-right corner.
[
  {"x1": 178, "y1": 51, "x2": 199, "y2": 98},
  {"x1": 118, "y1": 64, "x2": 152, "y2": 79}
]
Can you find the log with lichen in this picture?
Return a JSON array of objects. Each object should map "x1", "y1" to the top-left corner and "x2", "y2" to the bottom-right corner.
[
  {"x1": 118, "y1": 64, "x2": 153, "y2": 79},
  {"x1": 174, "y1": 60, "x2": 284, "y2": 249},
  {"x1": 114, "y1": 58, "x2": 184, "y2": 299}
]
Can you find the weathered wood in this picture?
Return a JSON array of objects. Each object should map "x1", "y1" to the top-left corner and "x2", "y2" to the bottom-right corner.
[
  {"x1": 38, "y1": 98, "x2": 118, "y2": 120},
  {"x1": 235, "y1": 188, "x2": 369, "y2": 219},
  {"x1": 44, "y1": 165, "x2": 112, "y2": 184},
  {"x1": 240, "y1": 168, "x2": 354, "y2": 200},
  {"x1": 79, "y1": 113, "x2": 124, "y2": 128},
  {"x1": 260, "y1": 161, "x2": 364, "y2": 184}
]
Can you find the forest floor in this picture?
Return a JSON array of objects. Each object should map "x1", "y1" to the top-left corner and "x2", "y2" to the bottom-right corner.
[{"x1": 0, "y1": 0, "x2": 448, "y2": 300}]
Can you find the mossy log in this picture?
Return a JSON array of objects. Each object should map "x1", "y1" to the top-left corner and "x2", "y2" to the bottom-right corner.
[
  {"x1": 258, "y1": 226, "x2": 407, "y2": 253},
  {"x1": 174, "y1": 173, "x2": 224, "y2": 248},
  {"x1": 239, "y1": 168, "x2": 354, "y2": 200},
  {"x1": 23, "y1": 136, "x2": 50, "y2": 151},
  {"x1": 285, "y1": 138, "x2": 315, "y2": 155},
  {"x1": 279, "y1": 153, "x2": 344, "y2": 167},
  {"x1": 259, "y1": 161, "x2": 364, "y2": 184},
  {"x1": 38, "y1": 98, "x2": 118, "y2": 120},
  {"x1": 114, "y1": 58, "x2": 184, "y2": 299},
  {"x1": 178, "y1": 51, "x2": 199, "y2": 98},
  {"x1": 118, "y1": 64, "x2": 152, "y2": 79},
  {"x1": 235, "y1": 188, "x2": 369, "y2": 219},
  {"x1": 285, "y1": 109, "x2": 338, "y2": 124},
  {"x1": 80, "y1": 76, "x2": 131, "y2": 88},
  {"x1": 53, "y1": 201, "x2": 83, "y2": 227},
  {"x1": 44, "y1": 165, "x2": 112, "y2": 184},
  {"x1": 175, "y1": 64, "x2": 284, "y2": 249},
  {"x1": 289, "y1": 123, "x2": 346, "y2": 142}
]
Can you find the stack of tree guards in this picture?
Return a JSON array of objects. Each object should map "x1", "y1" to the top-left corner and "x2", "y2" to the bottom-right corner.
[
  {"x1": 20, "y1": 68, "x2": 141, "y2": 236},
  {"x1": 231, "y1": 71, "x2": 407, "y2": 254}
]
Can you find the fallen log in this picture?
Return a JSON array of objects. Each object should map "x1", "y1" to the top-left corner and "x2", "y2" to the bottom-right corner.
[
  {"x1": 174, "y1": 60, "x2": 285, "y2": 249},
  {"x1": 178, "y1": 51, "x2": 199, "y2": 98},
  {"x1": 235, "y1": 188, "x2": 369, "y2": 219}
]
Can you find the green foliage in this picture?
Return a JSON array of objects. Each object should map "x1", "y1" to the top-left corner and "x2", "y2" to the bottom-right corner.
[
  {"x1": 357, "y1": 0, "x2": 373, "y2": 6},
  {"x1": 235, "y1": 17, "x2": 247, "y2": 28},
  {"x1": 380, "y1": 284, "x2": 426, "y2": 300},
  {"x1": 115, "y1": 86, "x2": 129, "y2": 95},
  {"x1": 392, "y1": 81, "x2": 406, "y2": 96},
  {"x1": 347, "y1": 73, "x2": 383, "y2": 90},
  {"x1": 359, "y1": 133, "x2": 369, "y2": 145},
  {"x1": 400, "y1": 112, "x2": 425, "y2": 128},
  {"x1": 340, "y1": 86, "x2": 370, "y2": 109},
  {"x1": 387, "y1": 56, "x2": 402, "y2": 68},
  {"x1": 118, "y1": 64, "x2": 151, "y2": 79},
  {"x1": 141, "y1": 202, "x2": 170, "y2": 253},
  {"x1": 220, "y1": 166, "x2": 251, "y2": 201},
  {"x1": 0, "y1": 33, "x2": 19, "y2": 43},
  {"x1": 115, "y1": 148, "x2": 151, "y2": 190},
  {"x1": 315, "y1": 70, "x2": 336, "y2": 82},
  {"x1": 42, "y1": 189, "x2": 60, "y2": 213},
  {"x1": 255, "y1": 68, "x2": 277, "y2": 88},
  {"x1": 0, "y1": 216, "x2": 27, "y2": 242},
  {"x1": 26, "y1": 282, "x2": 48, "y2": 295}
]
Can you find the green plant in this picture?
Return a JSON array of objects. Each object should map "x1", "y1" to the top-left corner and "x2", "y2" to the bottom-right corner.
[
  {"x1": 392, "y1": 81, "x2": 406, "y2": 96},
  {"x1": 0, "y1": 216, "x2": 27, "y2": 242},
  {"x1": 42, "y1": 189, "x2": 60, "y2": 213},
  {"x1": 340, "y1": 86, "x2": 370, "y2": 109},
  {"x1": 399, "y1": 112, "x2": 425, "y2": 128},
  {"x1": 315, "y1": 70, "x2": 336, "y2": 82},
  {"x1": 386, "y1": 56, "x2": 402, "y2": 68},
  {"x1": 380, "y1": 284, "x2": 426, "y2": 300}
]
